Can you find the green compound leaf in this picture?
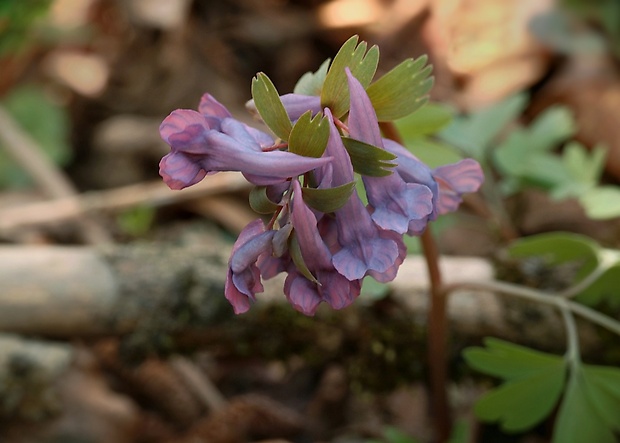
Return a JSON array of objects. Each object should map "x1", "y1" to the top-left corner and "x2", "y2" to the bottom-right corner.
[
  {"x1": 463, "y1": 338, "x2": 566, "y2": 433},
  {"x1": 294, "y1": 58, "x2": 330, "y2": 96},
  {"x1": 367, "y1": 56, "x2": 434, "y2": 121},
  {"x1": 552, "y1": 142, "x2": 607, "y2": 201},
  {"x1": 508, "y1": 232, "x2": 620, "y2": 307},
  {"x1": 579, "y1": 186, "x2": 620, "y2": 220},
  {"x1": 575, "y1": 258, "x2": 620, "y2": 308},
  {"x1": 394, "y1": 102, "x2": 454, "y2": 138},
  {"x1": 321, "y1": 35, "x2": 379, "y2": 118},
  {"x1": 474, "y1": 367, "x2": 566, "y2": 432},
  {"x1": 301, "y1": 181, "x2": 355, "y2": 213},
  {"x1": 289, "y1": 231, "x2": 319, "y2": 284},
  {"x1": 288, "y1": 111, "x2": 330, "y2": 158},
  {"x1": 507, "y1": 231, "x2": 601, "y2": 279},
  {"x1": 527, "y1": 106, "x2": 576, "y2": 151},
  {"x1": 552, "y1": 364, "x2": 620, "y2": 443},
  {"x1": 341, "y1": 137, "x2": 396, "y2": 177},
  {"x1": 249, "y1": 186, "x2": 280, "y2": 214},
  {"x1": 439, "y1": 93, "x2": 528, "y2": 159},
  {"x1": 492, "y1": 106, "x2": 577, "y2": 192},
  {"x1": 464, "y1": 337, "x2": 566, "y2": 380},
  {"x1": 251, "y1": 72, "x2": 292, "y2": 141},
  {"x1": 562, "y1": 142, "x2": 606, "y2": 188}
]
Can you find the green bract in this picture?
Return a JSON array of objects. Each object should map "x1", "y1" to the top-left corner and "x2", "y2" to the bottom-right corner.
[
  {"x1": 251, "y1": 73, "x2": 292, "y2": 141},
  {"x1": 289, "y1": 232, "x2": 319, "y2": 284},
  {"x1": 367, "y1": 56, "x2": 433, "y2": 121},
  {"x1": 301, "y1": 181, "x2": 356, "y2": 213},
  {"x1": 294, "y1": 58, "x2": 330, "y2": 96},
  {"x1": 288, "y1": 111, "x2": 330, "y2": 158},
  {"x1": 321, "y1": 35, "x2": 379, "y2": 118},
  {"x1": 249, "y1": 186, "x2": 280, "y2": 214},
  {"x1": 341, "y1": 137, "x2": 396, "y2": 177}
]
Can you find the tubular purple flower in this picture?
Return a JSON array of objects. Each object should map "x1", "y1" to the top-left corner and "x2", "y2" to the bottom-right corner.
[
  {"x1": 225, "y1": 219, "x2": 275, "y2": 314},
  {"x1": 285, "y1": 180, "x2": 362, "y2": 315},
  {"x1": 322, "y1": 108, "x2": 400, "y2": 281},
  {"x1": 159, "y1": 109, "x2": 332, "y2": 189},
  {"x1": 345, "y1": 68, "x2": 433, "y2": 234},
  {"x1": 433, "y1": 159, "x2": 484, "y2": 214},
  {"x1": 198, "y1": 93, "x2": 231, "y2": 126},
  {"x1": 382, "y1": 139, "x2": 484, "y2": 229},
  {"x1": 200, "y1": 93, "x2": 274, "y2": 148}
]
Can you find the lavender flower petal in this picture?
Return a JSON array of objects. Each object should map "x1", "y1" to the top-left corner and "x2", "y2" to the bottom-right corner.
[
  {"x1": 345, "y1": 69, "x2": 433, "y2": 234},
  {"x1": 322, "y1": 108, "x2": 399, "y2": 280},
  {"x1": 433, "y1": 159, "x2": 484, "y2": 214},
  {"x1": 225, "y1": 219, "x2": 274, "y2": 314}
]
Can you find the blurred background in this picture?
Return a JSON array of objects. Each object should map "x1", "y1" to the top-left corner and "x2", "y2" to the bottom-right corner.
[{"x1": 1, "y1": 0, "x2": 620, "y2": 442}]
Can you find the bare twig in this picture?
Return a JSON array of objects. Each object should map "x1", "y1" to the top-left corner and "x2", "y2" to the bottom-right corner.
[
  {"x1": 0, "y1": 172, "x2": 249, "y2": 234},
  {"x1": 0, "y1": 106, "x2": 111, "y2": 244},
  {"x1": 188, "y1": 195, "x2": 257, "y2": 235}
]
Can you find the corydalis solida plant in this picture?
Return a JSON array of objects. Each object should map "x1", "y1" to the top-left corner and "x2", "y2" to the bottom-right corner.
[{"x1": 159, "y1": 36, "x2": 484, "y2": 316}]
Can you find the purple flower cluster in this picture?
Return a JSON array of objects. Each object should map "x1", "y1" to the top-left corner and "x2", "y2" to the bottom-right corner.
[{"x1": 159, "y1": 69, "x2": 483, "y2": 316}]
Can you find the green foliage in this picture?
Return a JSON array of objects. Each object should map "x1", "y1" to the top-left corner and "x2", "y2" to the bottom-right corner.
[
  {"x1": 464, "y1": 338, "x2": 566, "y2": 432},
  {"x1": 395, "y1": 102, "x2": 453, "y2": 139},
  {"x1": 553, "y1": 364, "x2": 620, "y2": 443},
  {"x1": 0, "y1": 85, "x2": 72, "y2": 188},
  {"x1": 436, "y1": 91, "x2": 620, "y2": 219},
  {"x1": 507, "y1": 232, "x2": 620, "y2": 307},
  {"x1": 439, "y1": 93, "x2": 528, "y2": 160},
  {"x1": 561, "y1": 0, "x2": 620, "y2": 55},
  {"x1": 294, "y1": 58, "x2": 330, "y2": 96},
  {"x1": 465, "y1": 338, "x2": 620, "y2": 442},
  {"x1": 578, "y1": 186, "x2": 620, "y2": 220},
  {"x1": 251, "y1": 73, "x2": 292, "y2": 141},
  {"x1": 288, "y1": 111, "x2": 330, "y2": 158},
  {"x1": 508, "y1": 231, "x2": 600, "y2": 273},
  {"x1": 493, "y1": 106, "x2": 576, "y2": 193},
  {"x1": 301, "y1": 181, "x2": 355, "y2": 213},
  {"x1": 116, "y1": 206, "x2": 155, "y2": 237},
  {"x1": 367, "y1": 426, "x2": 422, "y2": 443},
  {"x1": 393, "y1": 102, "x2": 463, "y2": 168},
  {"x1": 341, "y1": 137, "x2": 396, "y2": 177},
  {"x1": 321, "y1": 35, "x2": 379, "y2": 118},
  {"x1": 529, "y1": 11, "x2": 608, "y2": 56},
  {"x1": 367, "y1": 421, "x2": 470, "y2": 443},
  {"x1": 359, "y1": 276, "x2": 391, "y2": 301},
  {"x1": 366, "y1": 56, "x2": 433, "y2": 121},
  {"x1": 0, "y1": 0, "x2": 52, "y2": 56}
]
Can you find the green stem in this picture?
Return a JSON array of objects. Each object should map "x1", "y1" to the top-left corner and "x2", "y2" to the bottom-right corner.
[
  {"x1": 558, "y1": 300, "x2": 581, "y2": 367},
  {"x1": 442, "y1": 279, "x2": 620, "y2": 336}
]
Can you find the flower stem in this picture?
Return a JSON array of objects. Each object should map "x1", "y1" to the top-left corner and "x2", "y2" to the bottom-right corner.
[
  {"x1": 421, "y1": 227, "x2": 452, "y2": 442},
  {"x1": 381, "y1": 121, "x2": 453, "y2": 441}
]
